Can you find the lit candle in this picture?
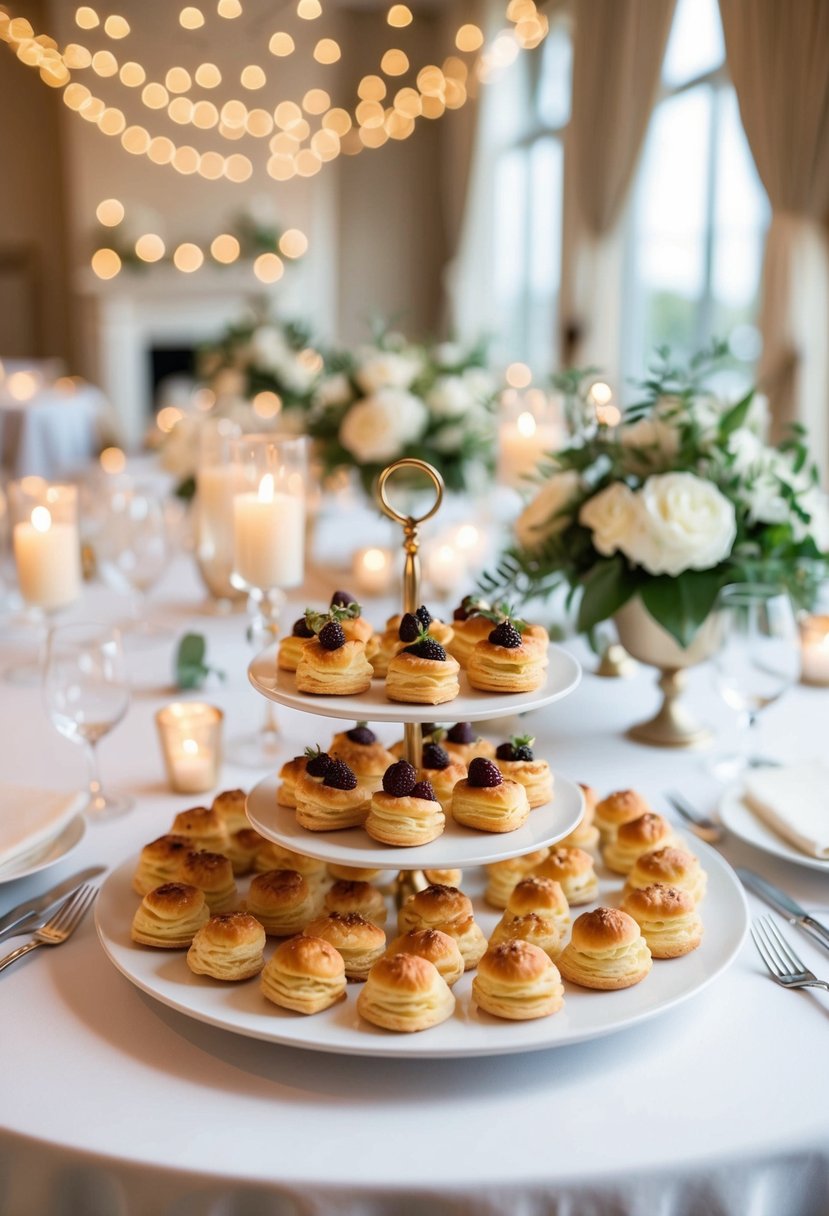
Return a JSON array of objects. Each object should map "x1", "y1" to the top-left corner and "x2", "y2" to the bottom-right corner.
[
  {"x1": 353, "y1": 546, "x2": 394, "y2": 596},
  {"x1": 197, "y1": 464, "x2": 241, "y2": 567},
  {"x1": 426, "y1": 542, "x2": 467, "y2": 597},
  {"x1": 155, "y1": 702, "x2": 223, "y2": 794},
  {"x1": 13, "y1": 506, "x2": 81, "y2": 610},
  {"x1": 800, "y1": 615, "x2": 829, "y2": 686},
  {"x1": 171, "y1": 738, "x2": 216, "y2": 794},
  {"x1": 498, "y1": 411, "x2": 561, "y2": 489},
  {"x1": 233, "y1": 472, "x2": 304, "y2": 590}
]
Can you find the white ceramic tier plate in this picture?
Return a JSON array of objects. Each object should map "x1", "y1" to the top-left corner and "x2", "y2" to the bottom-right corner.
[
  {"x1": 246, "y1": 771, "x2": 585, "y2": 869},
  {"x1": 248, "y1": 643, "x2": 582, "y2": 724},
  {"x1": 95, "y1": 837, "x2": 747, "y2": 1060},
  {"x1": 719, "y1": 785, "x2": 829, "y2": 873},
  {"x1": 0, "y1": 814, "x2": 86, "y2": 885}
]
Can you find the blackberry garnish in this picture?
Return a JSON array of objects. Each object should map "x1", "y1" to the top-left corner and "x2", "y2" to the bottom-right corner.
[
  {"x1": 421, "y1": 742, "x2": 451, "y2": 770},
  {"x1": 318, "y1": 620, "x2": 346, "y2": 650},
  {"x1": 398, "y1": 613, "x2": 421, "y2": 643},
  {"x1": 489, "y1": 620, "x2": 523, "y2": 649},
  {"x1": 305, "y1": 747, "x2": 333, "y2": 778},
  {"x1": 382, "y1": 759, "x2": 417, "y2": 798},
  {"x1": 292, "y1": 617, "x2": 315, "y2": 638},
  {"x1": 410, "y1": 780, "x2": 437, "y2": 802},
  {"x1": 346, "y1": 722, "x2": 376, "y2": 746},
  {"x1": 495, "y1": 742, "x2": 516, "y2": 761},
  {"x1": 415, "y1": 604, "x2": 433, "y2": 629},
  {"x1": 452, "y1": 594, "x2": 486, "y2": 622},
  {"x1": 495, "y1": 736, "x2": 535, "y2": 761},
  {"x1": 447, "y1": 722, "x2": 475, "y2": 744},
  {"x1": 330, "y1": 590, "x2": 356, "y2": 609},
  {"x1": 403, "y1": 638, "x2": 446, "y2": 662},
  {"x1": 323, "y1": 759, "x2": 358, "y2": 790},
  {"x1": 467, "y1": 757, "x2": 503, "y2": 788}
]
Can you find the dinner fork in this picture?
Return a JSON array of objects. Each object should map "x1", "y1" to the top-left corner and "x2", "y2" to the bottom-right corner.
[
  {"x1": 0, "y1": 884, "x2": 97, "y2": 975},
  {"x1": 664, "y1": 789, "x2": 724, "y2": 844},
  {"x1": 750, "y1": 915, "x2": 829, "y2": 992}
]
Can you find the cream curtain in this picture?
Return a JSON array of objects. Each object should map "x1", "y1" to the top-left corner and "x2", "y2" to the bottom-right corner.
[
  {"x1": 559, "y1": 0, "x2": 676, "y2": 378},
  {"x1": 719, "y1": 0, "x2": 829, "y2": 478}
]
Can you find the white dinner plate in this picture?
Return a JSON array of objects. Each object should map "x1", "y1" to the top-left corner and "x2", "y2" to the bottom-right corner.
[
  {"x1": 248, "y1": 644, "x2": 582, "y2": 725},
  {"x1": 246, "y1": 771, "x2": 585, "y2": 869},
  {"x1": 719, "y1": 785, "x2": 829, "y2": 873},
  {"x1": 95, "y1": 836, "x2": 747, "y2": 1060},
  {"x1": 0, "y1": 814, "x2": 87, "y2": 885}
]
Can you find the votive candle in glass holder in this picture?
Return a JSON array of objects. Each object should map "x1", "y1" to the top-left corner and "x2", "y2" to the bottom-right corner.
[
  {"x1": 497, "y1": 389, "x2": 564, "y2": 489},
  {"x1": 10, "y1": 478, "x2": 81, "y2": 611},
  {"x1": 799, "y1": 615, "x2": 829, "y2": 686},
  {"x1": 155, "y1": 702, "x2": 224, "y2": 794}
]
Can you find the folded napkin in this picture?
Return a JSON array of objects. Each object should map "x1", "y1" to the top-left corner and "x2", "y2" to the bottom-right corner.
[
  {"x1": 0, "y1": 785, "x2": 85, "y2": 871},
  {"x1": 743, "y1": 762, "x2": 829, "y2": 860}
]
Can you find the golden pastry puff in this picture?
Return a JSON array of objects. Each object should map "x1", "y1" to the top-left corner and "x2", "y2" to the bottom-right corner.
[
  {"x1": 442, "y1": 723, "x2": 496, "y2": 766},
  {"x1": 557, "y1": 784, "x2": 600, "y2": 852},
  {"x1": 328, "y1": 724, "x2": 395, "y2": 784},
  {"x1": 487, "y1": 911, "x2": 562, "y2": 961},
  {"x1": 295, "y1": 762, "x2": 373, "y2": 832},
  {"x1": 624, "y1": 846, "x2": 707, "y2": 905},
  {"x1": 558, "y1": 907, "x2": 652, "y2": 991},
  {"x1": 179, "y1": 850, "x2": 238, "y2": 914},
  {"x1": 295, "y1": 633, "x2": 374, "y2": 696},
  {"x1": 385, "y1": 644, "x2": 460, "y2": 706},
  {"x1": 446, "y1": 611, "x2": 493, "y2": 668},
  {"x1": 170, "y1": 806, "x2": 230, "y2": 855},
  {"x1": 602, "y1": 812, "x2": 676, "y2": 876},
  {"x1": 493, "y1": 739, "x2": 554, "y2": 808},
  {"x1": 397, "y1": 883, "x2": 487, "y2": 970},
  {"x1": 594, "y1": 789, "x2": 652, "y2": 845},
  {"x1": 254, "y1": 842, "x2": 330, "y2": 896},
  {"x1": 383, "y1": 608, "x2": 454, "y2": 652},
  {"x1": 466, "y1": 619, "x2": 546, "y2": 694},
  {"x1": 384, "y1": 928, "x2": 465, "y2": 987},
  {"x1": 503, "y1": 875, "x2": 570, "y2": 941},
  {"x1": 531, "y1": 846, "x2": 599, "y2": 906},
  {"x1": 622, "y1": 883, "x2": 704, "y2": 959},
  {"x1": 261, "y1": 934, "x2": 347, "y2": 1014},
  {"x1": 132, "y1": 834, "x2": 192, "y2": 897},
  {"x1": 186, "y1": 911, "x2": 266, "y2": 981},
  {"x1": 224, "y1": 828, "x2": 264, "y2": 877},
  {"x1": 329, "y1": 592, "x2": 374, "y2": 645},
  {"x1": 211, "y1": 789, "x2": 249, "y2": 835},
  {"x1": 324, "y1": 879, "x2": 388, "y2": 927},
  {"x1": 520, "y1": 623, "x2": 551, "y2": 662},
  {"x1": 357, "y1": 953, "x2": 455, "y2": 1033},
  {"x1": 473, "y1": 940, "x2": 565, "y2": 1021},
  {"x1": 484, "y1": 849, "x2": 551, "y2": 910},
  {"x1": 131, "y1": 882, "x2": 210, "y2": 949},
  {"x1": 276, "y1": 755, "x2": 308, "y2": 810},
  {"x1": 246, "y1": 869, "x2": 317, "y2": 936},
  {"x1": 327, "y1": 863, "x2": 384, "y2": 883},
  {"x1": 302, "y1": 911, "x2": 386, "y2": 982},
  {"x1": 451, "y1": 759, "x2": 530, "y2": 834},
  {"x1": 365, "y1": 762, "x2": 445, "y2": 847},
  {"x1": 417, "y1": 739, "x2": 467, "y2": 813},
  {"x1": 423, "y1": 868, "x2": 463, "y2": 887},
  {"x1": 278, "y1": 617, "x2": 316, "y2": 672},
  {"x1": 369, "y1": 615, "x2": 405, "y2": 680}
]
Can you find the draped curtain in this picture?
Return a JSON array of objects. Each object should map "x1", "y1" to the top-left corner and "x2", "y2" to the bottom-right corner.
[{"x1": 719, "y1": 0, "x2": 829, "y2": 477}]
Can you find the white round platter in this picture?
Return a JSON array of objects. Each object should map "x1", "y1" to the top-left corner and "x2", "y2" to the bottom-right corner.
[
  {"x1": 248, "y1": 643, "x2": 582, "y2": 724},
  {"x1": 95, "y1": 837, "x2": 748, "y2": 1060},
  {"x1": 246, "y1": 771, "x2": 584, "y2": 869},
  {"x1": 0, "y1": 814, "x2": 86, "y2": 886},
  {"x1": 719, "y1": 785, "x2": 829, "y2": 873}
]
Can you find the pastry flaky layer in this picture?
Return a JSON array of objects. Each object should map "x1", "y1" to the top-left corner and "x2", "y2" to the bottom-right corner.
[
  {"x1": 328, "y1": 733, "x2": 396, "y2": 781},
  {"x1": 303, "y1": 911, "x2": 387, "y2": 981},
  {"x1": 466, "y1": 640, "x2": 547, "y2": 693},
  {"x1": 416, "y1": 760, "x2": 467, "y2": 812},
  {"x1": 245, "y1": 869, "x2": 318, "y2": 936},
  {"x1": 484, "y1": 848, "x2": 551, "y2": 909},
  {"x1": 365, "y1": 791, "x2": 445, "y2": 846},
  {"x1": 385, "y1": 652, "x2": 461, "y2": 706},
  {"x1": 186, "y1": 912, "x2": 266, "y2": 981},
  {"x1": 443, "y1": 736, "x2": 496, "y2": 766},
  {"x1": 384, "y1": 928, "x2": 465, "y2": 987},
  {"x1": 254, "y1": 842, "x2": 330, "y2": 892},
  {"x1": 324, "y1": 879, "x2": 388, "y2": 927},
  {"x1": 488, "y1": 911, "x2": 563, "y2": 961},
  {"x1": 211, "y1": 788, "x2": 248, "y2": 835},
  {"x1": 622, "y1": 883, "x2": 704, "y2": 958},
  {"x1": 294, "y1": 772, "x2": 373, "y2": 832},
  {"x1": 224, "y1": 828, "x2": 263, "y2": 877},
  {"x1": 131, "y1": 882, "x2": 210, "y2": 949},
  {"x1": 178, "y1": 850, "x2": 238, "y2": 913},
  {"x1": 473, "y1": 940, "x2": 565, "y2": 1021},
  {"x1": 170, "y1": 806, "x2": 230, "y2": 855},
  {"x1": 277, "y1": 635, "x2": 310, "y2": 673},
  {"x1": 493, "y1": 758, "x2": 554, "y2": 808},
  {"x1": 557, "y1": 907, "x2": 653, "y2": 990},
  {"x1": 445, "y1": 616, "x2": 493, "y2": 668},
  {"x1": 594, "y1": 789, "x2": 652, "y2": 843},
  {"x1": 357, "y1": 953, "x2": 456, "y2": 1032},
  {"x1": 276, "y1": 755, "x2": 308, "y2": 809},
  {"x1": 261, "y1": 935, "x2": 348, "y2": 1014},
  {"x1": 602, "y1": 813, "x2": 676, "y2": 875},
  {"x1": 623, "y1": 846, "x2": 707, "y2": 905},
  {"x1": 531, "y1": 847, "x2": 599, "y2": 906},
  {"x1": 451, "y1": 777, "x2": 530, "y2": 833},
  {"x1": 132, "y1": 834, "x2": 192, "y2": 896},
  {"x1": 295, "y1": 638, "x2": 374, "y2": 696}
]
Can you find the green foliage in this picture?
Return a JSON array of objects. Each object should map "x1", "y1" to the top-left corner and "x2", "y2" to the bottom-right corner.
[{"x1": 175, "y1": 633, "x2": 225, "y2": 690}]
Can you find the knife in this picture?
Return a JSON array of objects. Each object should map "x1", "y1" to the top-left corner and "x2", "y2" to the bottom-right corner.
[
  {"x1": 737, "y1": 867, "x2": 829, "y2": 954},
  {"x1": 0, "y1": 866, "x2": 106, "y2": 943}
]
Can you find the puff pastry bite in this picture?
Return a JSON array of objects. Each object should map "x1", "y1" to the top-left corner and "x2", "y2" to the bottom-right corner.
[
  {"x1": 531, "y1": 846, "x2": 599, "y2": 906},
  {"x1": 357, "y1": 953, "x2": 455, "y2": 1033},
  {"x1": 179, "y1": 850, "x2": 238, "y2": 913},
  {"x1": 253, "y1": 842, "x2": 330, "y2": 895},
  {"x1": 423, "y1": 868, "x2": 463, "y2": 887},
  {"x1": 385, "y1": 614, "x2": 460, "y2": 706},
  {"x1": 397, "y1": 883, "x2": 486, "y2": 969},
  {"x1": 384, "y1": 927, "x2": 465, "y2": 987},
  {"x1": 224, "y1": 828, "x2": 264, "y2": 877},
  {"x1": 324, "y1": 879, "x2": 388, "y2": 927},
  {"x1": 451, "y1": 758, "x2": 530, "y2": 834},
  {"x1": 466, "y1": 617, "x2": 546, "y2": 694},
  {"x1": 295, "y1": 760, "x2": 373, "y2": 832},
  {"x1": 328, "y1": 722, "x2": 395, "y2": 783},
  {"x1": 303, "y1": 910, "x2": 386, "y2": 981},
  {"x1": 211, "y1": 789, "x2": 249, "y2": 835},
  {"x1": 365, "y1": 762, "x2": 445, "y2": 846},
  {"x1": 170, "y1": 806, "x2": 229, "y2": 855},
  {"x1": 295, "y1": 613, "x2": 373, "y2": 695},
  {"x1": 473, "y1": 940, "x2": 564, "y2": 1020},
  {"x1": 328, "y1": 590, "x2": 374, "y2": 645},
  {"x1": 442, "y1": 722, "x2": 496, "y2": 766},
  {"x1": 558, "y1": 907, "x2": 652, "y2": 990},
  {"x1": 417, "y1": 739, "x2": 467, "y2": 813},
  {"x1": 622, "y1": 883, "x2": 703, "y2": 959},
  {"x1": 186, "y1": 911, "x2": 266, "y2": 981},
  {"x1": 246, "y1": 869, "x2": 317, "y2": 936},
  {"x1": 261, "y1": 934, "x2": 347, "y2": 1014},
  {"x1": 488, "y1": 911, "x2": 562, "y2": 960},
  {"x1": 493, "y1": 735, "x2": 553, "y2": 808},
  {"x1": 623, "y1": 846, "x2": 707, "y2": 904},
  {"x1": 446, "y1": 596, "x2": 495, "y2": 668},
  {"x1": 327, "y1": 863, "x2": 384, "y2": 883},
  {"x1": 132, "y1": 834, "x2": 192, "y2": 896},
  {"x1": 276, "y1": 754, "x2": 309, "y2": 809},
  {"x1": 594, "y1": 788, "x2": 652, "y2": 845},
  {"x1": 131, "y1": 882, "x2": 210, "y2": 949},
  {"x1": 278, "y1": 616, "x2": 315, "y2": 672},
  {"x1": 484, "y1": 849, "x2": 550, "y2": 909},
  {"x1": 384, "y1": 605, "x2": 454, "y2": 651},
  {"x1": 602, "y1": 812, "x2": 676, "y2": 876},
  {"x1": 503, "y1": 875, "x2": 570, "y2": 941},
  {"x1": 369, "y1": 614, "x2": 406, "y2": 680},
  {"x1": 558, "y1": 784, "x2": 600, "y2": 852}
]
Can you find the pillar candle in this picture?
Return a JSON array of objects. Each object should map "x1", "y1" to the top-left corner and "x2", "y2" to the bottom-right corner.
[
  {"x1": 233, "y1": 474, "x2": 304, "y2": 590},
  {"x1": 498, "y1": 412, "x2": 562, "y2": 489},
  {"x1": 13, "y1": 507, "x2": 81, "y2": 610}
]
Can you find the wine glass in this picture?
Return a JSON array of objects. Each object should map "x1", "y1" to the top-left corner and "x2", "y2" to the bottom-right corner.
[
  {"x1": 96, "y1": 484, "x2": 171, "y2": 645},
  {"x1": 43, "y1": 622, "x2": 133, "y2": 819},
  {"x1": 712, "y1": 583, "x2": 800, "y2": 778}
]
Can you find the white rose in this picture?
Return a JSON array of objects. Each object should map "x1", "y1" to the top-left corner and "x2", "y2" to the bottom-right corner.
[
  {"x1": 793, "y1": 487, "x2": 829, "y2": 548},
  {"x1": 624, "y1": 472, "x2": 736, "y2": 576},
  {"x1": 250, "y1": 326, "x2": 290, "y2": 373},
  {"x1": 433, "y1": 341, "x2": 465, "y2": 369},
  {"x1": 314, "y1": 373, "x2": 352, "y2": 409},
  {"x1": 433, "y1": 424, "x2": 467, "y2": 453},
  {"x1": 579, "y1": 483, "x2": 639, "y2": 557},
  {"x1": 339, "y1": 388, "x2": 427, "y2": 463},
  {"x1": 515, "y1": 470, "x2": 582, "y2": 552},
  {"x1": 355, "y1": 350, "x2": 420, "y2": 393},
  {"x1": 462, "y1": 366, "x2": 496, "y2": 401},
  {"x1": 278, "y1": 357, "x2": 316, "y2": 395},
  {"x1": 427, "y1": 375, "x2": 474, "y2": 418}
]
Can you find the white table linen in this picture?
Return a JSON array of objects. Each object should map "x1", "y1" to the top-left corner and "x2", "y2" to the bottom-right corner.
[
  {"x1": 0, "y1": 557, "x2": 827, "y2": 1216},
  {"x1": 0, "y1": 383, "x2": 108, "y2": 479}
]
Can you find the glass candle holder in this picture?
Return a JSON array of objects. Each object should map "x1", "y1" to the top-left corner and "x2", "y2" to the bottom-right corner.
[
  {"x1": 155, "y1": 702, "x2": 224, "y2": 794},
  {"x1": 497, "y1": 389, "x2": 564, "y2": 489},
  {"x1": 194, "y1": 417, "x2": 245, "y2": 611},
  {"x1": 799, "y1": 615, "x2": 829, "y2": 686}
]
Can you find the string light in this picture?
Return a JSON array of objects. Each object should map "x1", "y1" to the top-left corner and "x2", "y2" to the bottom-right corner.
[
  {"x1": 297, "y1": 0, "x2": 322, "y2": 18},
  {"x1": 210, "y1": 233, "x2": 240, "y2": 263},
  {"x1": 103, "y1": 15, "x2": 130, "y2": 39},
  {"x1": 387, "y1": 5, "x2": 412, "y2": 27},
  {"x1": 268, "y1": 32, "x2": 294, "y2": 56},
  {"x1": 75, "y1": 7, "x2": 99, "y2": 30},
  {"x1": 96, "y1": 197, "x2": 124, "y2": 226},
  {"x1": 253, "y1": 253, "x2": 284, "y2": 282},
  {"x1": 179, "y1": 7, "x2": 204, "y2": 29},
  {"x1": 173, "y1": 243, "x2": 203, "y2": 272},
  {"x1": 91, "y1": 248, "x2": 122, "y2": 279},
  {"x1": 313, "y1": 38, "x2": 340, "y2": 64},
  {"x1": 135, "y1": 233, "x2": 165, "y2": 262}
]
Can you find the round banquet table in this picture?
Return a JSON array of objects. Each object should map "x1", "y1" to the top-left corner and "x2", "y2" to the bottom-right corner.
[{"x1": 0, "y1": 555, "x2": 827, "y2": 1216}]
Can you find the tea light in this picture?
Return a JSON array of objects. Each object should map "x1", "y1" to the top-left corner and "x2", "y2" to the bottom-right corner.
[
  {"x1": 233, "y1": 472, "x2": 304, "y2": 591},
  {"x1": 498, "y1": 411, "x2": 562, "y2": 489},
  {"x1": 11, "y1": 482, "x2": 81, "y2": 611},
  {"x1": 800, "y1": 614, "x2": 829, "y2": 686},
  {"x1": 353, "y1": 546, "x2": 394, "y2": 596},
  {"x1": 155, "y1": 702, "x2": 223, "y2": 794}
]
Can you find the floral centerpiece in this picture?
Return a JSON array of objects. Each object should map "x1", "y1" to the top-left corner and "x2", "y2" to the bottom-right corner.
[
  {"x1": 198, "y1": 315, "x2": 322, "y2": 421},
  {"x1": 483, "y1": 346, "x2": 829, "y2": 648},
  {"x1": 308, "y1": 331, "x2": 499, "y2": 495}
]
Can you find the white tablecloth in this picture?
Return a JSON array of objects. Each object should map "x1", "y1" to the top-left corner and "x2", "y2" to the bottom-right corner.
[
  {"x1": 0, "y1": 555, "x2": 827, "y2": 1216},
  {"x1": 0, "y1": 383, "x2": 107, "y2": 478}
]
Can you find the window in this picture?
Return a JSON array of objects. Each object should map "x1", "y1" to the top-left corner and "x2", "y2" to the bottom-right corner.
[{"x1": 623, "y1": 0, "x2": 769, "y2": 396}]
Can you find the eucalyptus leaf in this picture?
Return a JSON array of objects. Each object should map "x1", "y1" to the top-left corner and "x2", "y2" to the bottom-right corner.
[
  {"x1": 640, "y1": 569, "x2": 727, "y2": 648},
  {"x1": 175, "y1": 632, "x2": 225, "y2": 691},
  {"x1": 576, "y1": 557, "x2": 639, "y2": 634}
]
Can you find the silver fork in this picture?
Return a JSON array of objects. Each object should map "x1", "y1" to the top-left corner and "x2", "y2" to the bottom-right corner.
[
  {"x1": 665, "y1": 789, "x2": 724, "y2": 844},
  {"x1": 750, "y1": 915, "x2": 829, "y2": 992},
  {"x1": 0, "y1": 884, "x2": 97, "y2": 975}
]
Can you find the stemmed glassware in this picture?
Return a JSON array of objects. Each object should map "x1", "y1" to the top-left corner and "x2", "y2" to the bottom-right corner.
[
  {"x1": 194, "y1": 418, "x2": 245, "y2": 613},
  {"x1": 229, "y1": 433, "x2": 307, "y2": 767},
  {"x1": 43, "y1": 622, "x2": 133, "y2": 819},
  {"x1": 96, "y1": 484, "x2": 171, "y2": 645},
  {"x1": 712, "y1": 583, "x2": 801, "y2": 778}
]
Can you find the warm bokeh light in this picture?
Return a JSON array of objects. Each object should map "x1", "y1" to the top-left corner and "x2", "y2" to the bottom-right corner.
[
  {"x1": 278, "y1": 228, "x2": 308, "y2": 258},
  {"x1": 275, "y1": 100, "x2": 302, "y2": 129},
  {"x1": 245, "y1": 108, "x2": 273, "y2": 136},
  {"x1": 314, "y1": 38, "x2": 340, "y2": 64},
  {"x1": 135, "y1": 233, "x2": 165, "y2": 262},
  {"x1": 323, "y1": 108, "x2": 352, "y2": 135},
  {"x1": 297, "y1": 0, "x2": 322, "y2": 17},
  {"x1": 91, "y1": 248, "x2": 122, "y2": 279},
  {"x1": 148, "y1": 135, "x2": 175, "y2": 163},
  {"x1": 122, "y1": 125, "x2": 151, "y2": 154},
  {"x1": 172, "y1": 145, "x2": 200, "y2": 173},
  {"x1": 596, "y1": 403, "x2": 622, "y2": 428},
  {"x1": 253, "y1": 391, "x2": 282, "y2": 419},
  {"x1": 302, "y1": 88, "x2": 329, "y2": 115},
  {"x1": 142, "y1": 82, "x2": 169, "y2": 108},
  {"x1": 104, "y1": 14, "x2": 130, "y2": 38},
  {"x1": 298, "y1": 348, "x2": 323, "y2": 374},
  {"x1": 7, "y1": 371, "x2": 39, "y2": 401},
  {"x1": 173, "y1": 243, "x2": 203, "y2": 272},
  {"x1": 253, "y1": 253, "x2": 284, "y2": 282},
  {"x1": 100, "y1": 446, "x2": 127, "y2": 474},
  {"x1": 165, "y1": 66, "x2": 192, "y2": 93},
  {"x1": 98, "y1": 107, "x2": 126, "y2": 136},
  {"x1": 589, "y1": 381, "x2": 613, "y2": 406},
  {"x1": 195, "y1": 62, "x2": 221, "y2": 87},
  {"x1": 506, "y1": 361, "x2": 533, "y2": 389},
  {"x1": 91, "y1": 50, "x2": 118, "y2": 77},
  {"x1": 387, "y1": 4, "x2": 412, "y2": 27},
  {"x1": 356, "y1": 100, "x2": 384, "y2": 128},
  {"x1": 268, "y1": 32, "x2": 294, "y2": 56},
  {"x1": 193, "y1": 100, "x2": 219, "y2": 129},
  {"x1": 217, "y1": 0, "x2": 242, "y2": 16},
  {"x1": 210, "y1": 233, "x2": 240, "y2": 263},
  {"x1": 157, "y1": 406, "x2": 183, "y2": 433},
  {"x1": 96, "y1": 197, "x2": 124, "y2": 226},
  {"x1": 516, "y1": 411, "x2": 537, "y2": 438},
  {"x1": 179, "y1": 6, "x2": 204, "y2": 28},
  {"x1": 119, "y1": 61, "x2": 145, "y2": 87},
  {"x1": 75, "y1": 7, "x2": 99, "y2": 29},
  {"x1": 241, "y1": 64, "x2": 266, "y2": 89},
  {"x1": 224, "y1": 152, "x2": 252, "y2": 181},
  {"x1": 381, "y1": 49, "x2": 409, "y2": 76},
  {"x1": 168, "y1": 97, "x2": 194, "y2": 123},
  {"x1": 358, "y1": 74, "x2": 386, "y2": 101},
  {"x1": 63, "y1": 44, "x2": 92, "y2": 68},
  {"x1": 221, "y1": 99, "x2": 247, "y2": 127},
  {"x1": 198, "y1": 150, "x2": 225, "y2": 178},
  {"x1": 456, "y1": 23, "x2": 484, "y2": 52}
]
